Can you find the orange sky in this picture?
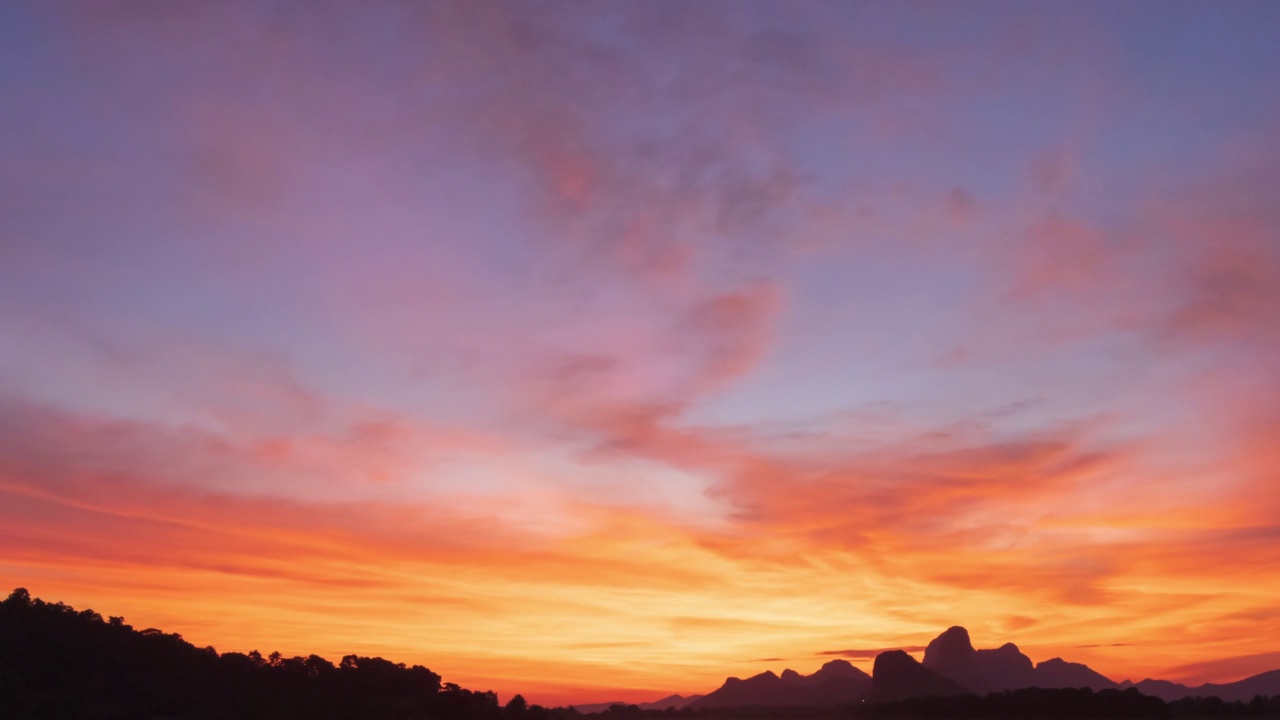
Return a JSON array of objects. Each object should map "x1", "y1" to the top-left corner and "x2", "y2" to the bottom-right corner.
[{"x1": 2, "y1": 1, "x2": 1280, "y2": 707}]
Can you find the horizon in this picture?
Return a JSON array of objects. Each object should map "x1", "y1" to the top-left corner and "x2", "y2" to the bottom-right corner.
[
  {"x1": 2, "y1": 0, "x2": 1279, "y2": 709},
  {"x1": 6, "y1": 586, "x2": 1277, "y2": 708},
  {"x1": 5, "y1": 586, "x2": 1274, "y2": 702}
]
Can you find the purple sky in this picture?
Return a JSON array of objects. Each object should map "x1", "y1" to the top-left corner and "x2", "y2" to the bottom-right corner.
[{"x1": 2, "y1": 0, "x2": 1280, "y2": 706}]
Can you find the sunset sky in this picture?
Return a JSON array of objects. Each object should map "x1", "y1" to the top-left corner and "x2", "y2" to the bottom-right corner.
[{"x1": 3, "y1": 0, "x2": 1280, "y2": 707}]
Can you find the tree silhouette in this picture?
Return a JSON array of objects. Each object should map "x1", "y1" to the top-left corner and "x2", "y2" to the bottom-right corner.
[{"x1": 0, "y1": 587, "x2": 549, "y2": 720}]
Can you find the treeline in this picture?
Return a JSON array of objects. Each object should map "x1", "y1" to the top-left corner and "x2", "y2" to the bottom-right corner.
[
  {"x1": 863, "y1": 687, "x2": 1167, "y2": 719},
  {"x1": 865, "y1": 688, "x2": 1280, "y2": 720},
  {"x1": 584, "y1": 687, "x2": 1280, "y2": 719},
  {"x1": 0, "y1": 588, "x2": 580, "y2": 720}
]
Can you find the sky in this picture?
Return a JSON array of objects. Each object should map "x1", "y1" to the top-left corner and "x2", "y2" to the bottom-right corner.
[{"x1": 2, "y1": 0, "x2": 1280, "y2": 707}]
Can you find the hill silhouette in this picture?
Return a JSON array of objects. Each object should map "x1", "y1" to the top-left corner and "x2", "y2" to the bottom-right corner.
[
  {"x1": 871, "y1": 649, "x2": 971, "y2": 702},
  {"x1": 1121, "y1": 671, "x2": 1280, "y2": 703},
  {"x1": 0, "y1": 588, "x2": 561, "y2": 720},
  {"x1": 1035, "y1": 657, "x2": 1120, "y2": 691},
  {"x1": 572, "y1": 694, "x2": 701, "y2": 714},
  {"x1": 690, "y1": 659, "x2": 871, "y2": 708}
]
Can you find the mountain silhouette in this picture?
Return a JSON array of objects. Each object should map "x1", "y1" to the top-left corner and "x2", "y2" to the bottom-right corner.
[
  {"x1": 920, "y1": 626, "x2": 1134, "y2": 694},
  {"x1": 917, "y1": 626, "x2": 1280, "y2": 702},
  {"x1": 801, "y1": 658, "x2": 872, "y2": 686},
  {"x1": 571, "y1": 693, "x2": 701, "y2": 714},
  {"x1": 641, "y1": 693, "x2": 701, "y2": 709},
  {"x1": 922, "y1": 626, "x2": 1036, "y2": 693},
  {"x1": 1121, "y1": 670, "x2": 1280, "y2": 702},
  {"x1": 686, "y1": 626, "x2": 1280, "y2": 709},
  {"x1": 1034, "y1": 657, "x2": 1120, "y2": 691},
  {"x1": 691, "y1": 660, "x2": 871, "y2": 707},
  {"x1": 683, "y1": 626, "x2": 1280, "y2": 710},
  {"x1": 870, "y1": 649, "x2": 971, "y2": 702}
]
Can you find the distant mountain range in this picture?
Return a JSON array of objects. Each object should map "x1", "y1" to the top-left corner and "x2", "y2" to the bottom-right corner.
[
  {"x1": 689, "y1": 658, "x2": 871, "y2": 708},
  {"x1": 571, "y1": 694, "x2": 702, "y2": 714},
  {"x1": 684, "y1": 626, "x2": 1280, "y2": 708},
  {"x1": 1119, "y1": 671, "x2": 1280, "y2": 703}
]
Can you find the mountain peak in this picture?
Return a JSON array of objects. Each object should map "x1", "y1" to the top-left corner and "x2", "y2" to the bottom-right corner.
[
  {"x1": 694, "y1": 662, "x2": 869, "y2": 708},
  {"x1": 872, "y1": 649, "x2": 970, "y2": 702},
  {"x1": 693, "y1": 628, "x2": 1278, "y2": 710},
  {"x1": 923, "y1": 626, "x2": 976, "y2": 670},
  {"x1": 874, "y1": 649, "x2": 921, "y2": 672},
  {"x1": 1033, "y1": 657, "x2": 1117, "y2": 691},
  {"x1": 923, "y1": 627, "x2": 1037, "y2": 693},
  {"x1": 814, "y1": 658, "x2": 868, "y2": 679}
]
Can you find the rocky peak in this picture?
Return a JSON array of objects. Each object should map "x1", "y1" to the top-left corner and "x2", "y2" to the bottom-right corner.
[
  {"x1": 874, "y1": 649, "x2": 921, "y2": 675},
  {"x1": 813, "y1": 658, "x2": 866, "y2": 678},
  {"x1": 871, "y1": 650, "x2": 970, "y2": 702},
  {"x1": 923, "y1": 627, "x2": 1035, "y2": 693},
  {"x1": 922, "y1": 626, "x2": 976, "y2": 671}
]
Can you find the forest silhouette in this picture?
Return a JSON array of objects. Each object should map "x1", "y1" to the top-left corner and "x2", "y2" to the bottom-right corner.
[
  {"x1": 3, "y1": 588, "x2": 1280, "y2": 720},
  {"x1": 0, "y1": 588, "x2": 552, "y2": 720}
]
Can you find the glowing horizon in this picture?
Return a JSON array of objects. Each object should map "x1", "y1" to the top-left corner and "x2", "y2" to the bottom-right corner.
[{"x1": 3, "y1": 1, "x2": 1279, "y2": 707}]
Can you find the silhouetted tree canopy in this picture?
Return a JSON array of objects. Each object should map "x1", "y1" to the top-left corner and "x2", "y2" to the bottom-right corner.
[
  {"x1": 572, "y1": 690, "x2": 1280, "y2": 720},
  {"x1": 0, "y1": 587, "x2": 570, "y2": 720}
]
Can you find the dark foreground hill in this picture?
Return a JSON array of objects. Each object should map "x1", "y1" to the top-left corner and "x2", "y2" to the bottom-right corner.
[{"x1": 0, "y1": 588, "x2": 564, "y2": 720}]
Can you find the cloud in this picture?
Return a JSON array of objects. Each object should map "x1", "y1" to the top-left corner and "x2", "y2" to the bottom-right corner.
[
  {"x1": 676, "y1": 283, "x2": 782, "y2": 388},
  {"x1": 817, "y1": 646, "x2": 926, "y2": 659},
  {"x1": 398, "y1": 1, "x2": 953, "y2": 291},
  {"x1": 1028, "y1": 148, "x2": 1077, "y2": 195},
  {"x1": 1164, "y1": 652, "x2": 1280, "y2": 686},
  {"x1": 1073, "y1": 643, "x2": 1135, "y2": 649},
  {"x1": 0, "y1": 397, "x2": 929, "y2": 703}
]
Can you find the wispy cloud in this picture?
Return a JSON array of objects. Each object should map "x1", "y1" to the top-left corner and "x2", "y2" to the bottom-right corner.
[{"x1": 818, "y1": 647, "x2": 927, "y2": 659}]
